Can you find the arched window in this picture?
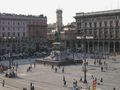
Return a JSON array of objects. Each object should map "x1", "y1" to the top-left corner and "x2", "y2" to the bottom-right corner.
[
  {"x1": 89, "y1": 22, "x2": 92, "y2": 27},
  {"x1": 104, "y1": 21, "x2": 107, "y2": 27},
  {"x1": 99, "y1": 22, "x2": 102, "y2": 27},
  {"x1": 110, "y1": 21, "x2": 113, "y2": 27},
  {"x1": 115, "y1": 20, "x2": 119, "y2": 27},
  {"x1": 94, "y1": 22, "x2": 97, "y2": 28}
]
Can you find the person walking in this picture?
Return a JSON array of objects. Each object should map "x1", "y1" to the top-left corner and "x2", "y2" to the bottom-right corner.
[
  {"x1": 23, "y1": 88, "x2": 27, "y2": 90},
  {"x1": 95, "y1": 77, "x2": 97, "y2": 83},
  {"x1": 52, "y1": 65, "x2": 54, "y2": 69},
  {"x1": 63, "y1": 80, "x2": 66, "y2": 87},
  {"x1": 100, "y1": 77, "x2": 103, "y2": 83},
  {"x1": 2, "y1": 80, "x2": 5, "y2": 87},
  {"x1": 75, "y1": 80, "x2": 77, "y2": 87},
  {"x1": 62, "y1": 67, "x2": 64, "y2": 73},
  {"x1": 63, "y1": 75, "x2": 65, "y2": 81},
  {"x1": 55, "y1": 67, "x2": 57, "y2": 72},
  {"x1": 91, "y1": 75, "x2": 94, "y2": 79},
  {"x1": 30, "y1": 82, "x2": 32, "y2": 88},
  {"x1": 58, "y1": 64, "x2": 60, "y2": 69},
  {"x1": 113, "y1": 88, "x2": 116, "y2": 90},
  {"x1": 101, "y1": 66, "x2": 103, "y2": 72},
  {"x1": 80, "y1": 77, "x2": 82, "y2": 82},
  {"x1": 94, "y1": 60, "x2": 96, "y2": 65}
]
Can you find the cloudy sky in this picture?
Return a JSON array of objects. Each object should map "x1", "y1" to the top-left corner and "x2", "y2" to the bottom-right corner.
[{"x1": 0, "y1": 0, "x2": 119, "y2": 24}]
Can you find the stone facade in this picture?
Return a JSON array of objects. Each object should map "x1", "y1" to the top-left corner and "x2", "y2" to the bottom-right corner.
[
  {"x1": 60, "y1": 23, "x2": 76, "y2": 49},
  {"x1": 74, "y1": 9, "x2": 120, "y2": 54},
  {"x1": 0, "y1": 13, "x2": 47, "y2": 55}
]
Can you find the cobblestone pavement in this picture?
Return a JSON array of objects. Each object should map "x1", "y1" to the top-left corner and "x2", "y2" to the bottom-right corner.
[{"x1": 0, "y1": 55, "x2": 120, "y2": 90}]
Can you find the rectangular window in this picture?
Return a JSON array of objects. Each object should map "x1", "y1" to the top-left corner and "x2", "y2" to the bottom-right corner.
[
  {"x1": 18, "y1": 33, "x2": 20, "y2": 37},
  {"x1": 12, "y1": 32, "x2": 15, "y2": 36},
  {"x1": 2, "y1": 32, "x2": 5, "y2": 37},
  {"x1": 23, "y1": 32, "x2": 25, "y2": 37},
  {"x1": 99, "y1": 22, "x2": 102, "y2": 27},
  {"x1": 89, "y1": 22, "x2": 92, "y2": 27},
  {"x1": 104, "y1": 21, "x2": 107, "y2": 27},
  {"x1": 94, "y1": 22, "x2": 96, "y2": 28},
  {"x1": 116, "y1": 21, "x2": 119, "y2": 27},
  {"x1": 8, "y1": 27, "x2": 10, "y2": 30},
  {"x1": 18, "y1": 28, "x2": 20, "y2": 31},
  {"x1": 8, "y1": 32, "x2": 10, "y2": 36},
  {"x1": 85, "y1": 23, "x2": 87, "y2": 27},
  {"x1": 110, "y1": 21, "x2": 113, "y2": 27},
  {"x1": 2, "y1": 27, "x2": 5, "y2": 31}
]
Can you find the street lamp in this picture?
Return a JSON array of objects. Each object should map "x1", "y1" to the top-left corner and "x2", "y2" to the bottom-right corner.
[{"x1": 77, "y1": 36, "x2": 93, "y2": 83}]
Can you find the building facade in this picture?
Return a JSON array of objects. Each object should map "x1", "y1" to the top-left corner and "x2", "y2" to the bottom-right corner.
[
  {"x1": 0, "y1": 13, "x2": 47, "y2": 55},
  {"x1": 28, "y1": 15, "x2": 47, "y2": 52},
  {"x1": 74, "y1": 9, "x2": 120, "y2": 54},
  {"x1": 60, "y1": 23, "x2": 76, "y2": 49},
  {"x1": 47, "y1": 22, "x2": 76, "y2": 49}
]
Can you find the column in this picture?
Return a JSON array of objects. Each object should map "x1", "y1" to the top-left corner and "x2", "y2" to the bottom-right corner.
[
  {"x1": 113, "y1": 41, "x2": 116, "y2": 53},
  {"x1": 75, "y1": 40, "x2": 78, "y2": 49},
  {"x1": 108, "y1": 41, "x2": 110, "y2": 54},
  {"x1": 64, "y1": 40, "x2": 67, "y2": 49},
  {"x1": 92, "y1": 41, "x2": 95, "y2": 53},
  {"x1": 87, "y1": 41, "x2": 90, "y2": 53},
  {"x1": 119, "y1": 42, "x2": 120, "y2": 54},
  {"x1": 98, "y1": 41, "x2": 99, "y2": 53},
  {"x1": 103, "y1": 41, "x2": 104, "y2": 53}
]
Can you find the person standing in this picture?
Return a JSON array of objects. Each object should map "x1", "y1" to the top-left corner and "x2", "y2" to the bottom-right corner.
[
  {"x1": 30, "y1": 82, "x2": 34, "y2": 90},
  {"x1": 73, "y1": 79, "x2": 77, "y2": 90},
  {"x1": 55, "y1": 67, "x2": 57, "y2": 72},
  {"x1": 34, "y1": 63, "x2": 36, "y2": 68}
]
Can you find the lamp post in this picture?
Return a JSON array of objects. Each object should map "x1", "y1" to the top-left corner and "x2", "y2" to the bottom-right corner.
[
  {"x1": 3, "y1": 37, "x2": 15, "y2": 68},
  {"x1": 77, "y1": 36, "x2": 93, "y2": 84}
]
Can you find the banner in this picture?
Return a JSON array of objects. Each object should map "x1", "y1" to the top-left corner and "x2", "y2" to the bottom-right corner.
[{"x1": 92, "y1": 80, "x2": 96, "y2": 90}]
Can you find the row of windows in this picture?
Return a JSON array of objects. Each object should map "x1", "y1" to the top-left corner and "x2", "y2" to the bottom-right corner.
[
  {"x1": 84, "y1": 30, "x2": 119, "y2": 34},
  {"x1": 80, "y1": 29, "x2": 120, "y2": 35},
  {"x1": 1, "y1": 32, "x2": 26, "y2": 37},
  {"x1": 0, "y1": 20, "x2": 46, "y2": 26},
  {"x1": 0, "y1": 20, "x2": 26, "y2": 26},
  {"x1": 94, "y1": 34, "x2": 119, "y2": 38},
  {"x1": 77, "y1": 20, "x2": 120, "y2": 28},
  {"x1": 1, "y1": 43, "x2": 26, "y2": 47},
  {"x1": 93, "y1": 32, "x2": 119, "y2": 38},
  {"x1": 0, "y1": 27, "x2": 25, "y2": 31}
]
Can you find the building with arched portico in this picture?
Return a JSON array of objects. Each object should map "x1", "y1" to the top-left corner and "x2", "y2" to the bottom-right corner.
[{"x1": 74, "y1": 9, "x2": 120, "y2": 54}]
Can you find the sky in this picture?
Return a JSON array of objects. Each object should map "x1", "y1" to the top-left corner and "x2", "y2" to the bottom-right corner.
[{"x1": 0, "y1": 0, "x2": 120, "y2": 25}]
